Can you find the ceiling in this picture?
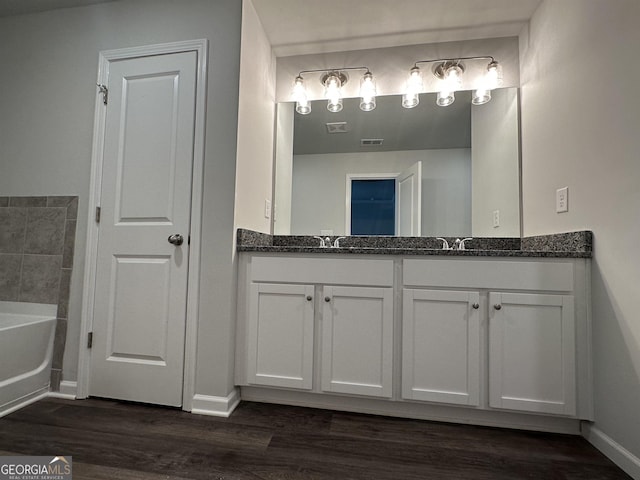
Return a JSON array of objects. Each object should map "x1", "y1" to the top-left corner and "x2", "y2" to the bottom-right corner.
[
  {"x1": 0, "y1": 0, "x2": 114, "y2": 17},
  {"x1": 251, "y1": 0, "x2": 542, "y2": 56}
]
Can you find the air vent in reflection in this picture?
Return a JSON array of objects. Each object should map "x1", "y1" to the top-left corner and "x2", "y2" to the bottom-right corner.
[
  {"x1": 325, "y1": 122, "x2": 349, "y2": 134},
  {"x1": 360, "y1": 138, "x2": 384, "y2": 146}
]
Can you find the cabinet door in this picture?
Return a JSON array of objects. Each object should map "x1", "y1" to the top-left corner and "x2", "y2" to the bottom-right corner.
[
  {"x1": 402, "y1": 289, "x2": 480, "y2": 406},
  {"x1": 321, "y1": 286, "x2": 393, "y2": 398},
  {"x1": 247, "y1": 283, "x2": 314, "y2": 389},
  {"x1": 489, "y1": 292, "x2": 576, "y2": 415}
]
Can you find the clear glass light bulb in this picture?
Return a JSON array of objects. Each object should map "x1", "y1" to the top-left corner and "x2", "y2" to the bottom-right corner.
[
  {"x1": 402, "y1": 67, "x2": 423, "y2": 109},
  {"x1": 472, "y1": 88, "x2": 491, "y2": 105},
  {"x1": 292, "y1": 76, "x2": 311, "y2": 114},
  {"x1": 359, "y1": 72, "x2": 377, "y2": 111},
  {"x1": 436, "y1": 90, "x2": 455, "y2": 107},
  {"x1": 485, "y1": 61, "x2": 503, "y2": 89},
  {"x1": 444, "y1": 65, "x2": 463, "y2": 90},
  {"x1": 325, "y1": 75, "x2": 343, "y2": 113}
]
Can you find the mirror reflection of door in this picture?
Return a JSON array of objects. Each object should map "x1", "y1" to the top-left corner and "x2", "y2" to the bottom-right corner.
[
  {"x1": 350, "y1": 178, "x2": 396, "y2": 235},
  {"x1": 346, "y1": 161, "x2": 422, "y2": 236}
]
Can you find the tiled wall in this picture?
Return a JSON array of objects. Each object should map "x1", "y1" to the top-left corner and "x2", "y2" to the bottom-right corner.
[{"x1": 0, "y1": 196, "x2": 78, "y2": 391}]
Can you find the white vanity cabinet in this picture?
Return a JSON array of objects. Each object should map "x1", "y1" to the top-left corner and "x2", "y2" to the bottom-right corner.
[
  {"x1": 236, "y1": 255, "x2": 395, "y2": 397},
  {"x1": 402, "y1": 289, "x2": 481, "y2": 406},
  {"x1": 402, "y1": 258, "x2": 591, "y2": 419},
  {"x1": 246, "y1": 283, "x2": 315, "y2": 389},
  {"x1": 488, "y1": 292, "x2": 576, "y2": 416},
  {"x1": 237, "y1": 252, "x2": 592, "y2": 431},
  {"x1": 321, "y1": 285, "x2": 393, "y2": 397}
]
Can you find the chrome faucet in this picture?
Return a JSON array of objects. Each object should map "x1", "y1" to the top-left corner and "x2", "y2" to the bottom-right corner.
[
  {"x1": 313, "y1": 236, "x2": 328, "y2": 248},
  {"x1": 436, "y1": 237, "x2": 453, "y2": 250},
  {"x1": 332, "y1": 236, "x2": 346, "y2": 248},
  {"x1": 454, "y1": 238, "x2": 473, "y2": 250}
]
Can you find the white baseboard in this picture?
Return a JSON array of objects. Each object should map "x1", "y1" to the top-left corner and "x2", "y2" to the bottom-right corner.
[
  {"x1": 48, "y1": 381, "x2": 77, "y2": 400},
  {"x1": 583, "y1": 423, "x2": 640, "y2": 480},
  {"x1": 190, "y1": 389, "x2": 240, "y2": 417},
  {"x1": 0, "y1": 388, "x2": 49, "y2": 419}
]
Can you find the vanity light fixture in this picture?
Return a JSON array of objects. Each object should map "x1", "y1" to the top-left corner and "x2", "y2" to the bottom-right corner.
[
  {"x1": 402, "y1": 56, "x2": 502, "y2": 108},
  {"x1": 292, "y1": 67, "x2": 377, "y2": 113}
]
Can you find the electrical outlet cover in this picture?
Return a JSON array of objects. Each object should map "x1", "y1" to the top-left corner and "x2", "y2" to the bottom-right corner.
[{"x1": 556, "y1": 187, "x2": 568, "y2": 213}]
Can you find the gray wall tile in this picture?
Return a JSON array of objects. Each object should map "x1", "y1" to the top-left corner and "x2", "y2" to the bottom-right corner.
[
  {"x1": 0, "y1": 197, "x2": 9, "y2": 207},
  {"x1": 0, "y1": 208, "x2": 27, "y2": 254},
  {"x1": 62, "y1": 220, "x2": 77, "y2": 268},
  {"x1": 50, "y1": 369, "x2": 61, "y2": 391},
  {"x1": 24, "y1": 207, "x2": 66, "y2": 255},
  {"x1": 20, "y1": 255, "x2": 62, "y2": 304},
  {"x1": 47, "y1": 196, "x2": 79, "y2": 219},
  {"x1": 0, "y1": 254, "x2": 22, "y2": 301},
  {"x1": 57, "y1": 268, "x2": 72, "y2": 319},
  {"x1": 52, "y1": 318, "x2": 67, "y2": 370},
  {"x1": 10, "y1": 197, "x2": 47, "y2": 207}
]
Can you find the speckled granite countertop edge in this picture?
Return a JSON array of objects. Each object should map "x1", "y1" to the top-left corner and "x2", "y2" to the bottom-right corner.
[{"x1": 236, "y1": 229, "x2": 592, "y2": 259}]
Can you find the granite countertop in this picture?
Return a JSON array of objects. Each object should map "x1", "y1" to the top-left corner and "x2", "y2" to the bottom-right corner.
[{"x1": 236, "y1": 229, "x2": 592, "y2": 258}]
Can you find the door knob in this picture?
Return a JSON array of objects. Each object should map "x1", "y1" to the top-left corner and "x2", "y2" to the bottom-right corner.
[
  {"x1": 472, "y1": 303, "x2": 480, "y2": 309},
  {"x1": 168, "y1": 234, "x2": 184, "y2": 246},
  {"x1": 494, "y1": 304, "x2": 502, "y2": 310}
]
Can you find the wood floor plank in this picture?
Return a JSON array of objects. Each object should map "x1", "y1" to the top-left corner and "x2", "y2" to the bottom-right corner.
[
  {"x1": 7, "y1": 402, "x2": 273, "y2": 450},
  {"x1": 330, "y1": 412, "x2": 614, "y2": 466},
  {"x1": 0, "y1": 399, "x2": 632, "y2": 480},
  {"x1": 73, "y1": 462, "x2": 197, "y2": 480}
]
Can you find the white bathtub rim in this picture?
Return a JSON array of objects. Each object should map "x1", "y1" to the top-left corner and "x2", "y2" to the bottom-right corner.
[
  {"x1": 0, "y1": 387, "x2": 49, "y2": 419},
  {"x1": 0, "y1": 337, "x2": 55, "y2": 390},
  {"x1": 0, "y1": 301, "x2": 57, "y2": 318}
]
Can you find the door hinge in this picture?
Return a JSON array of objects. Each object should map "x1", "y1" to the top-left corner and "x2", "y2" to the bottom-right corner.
[
  {"x1": 87, "y1": 332, "x2": 93, "y2": 349},
  {"x1": 95, "y1": 206, "x2": 101, "y2": 223},
  {"x1": 97, "y1": 84, "x2": 108, "y2": 105}
]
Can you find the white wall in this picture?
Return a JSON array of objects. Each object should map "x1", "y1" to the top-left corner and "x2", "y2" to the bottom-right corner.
[
  {"x1": 291, "y1": 149, "x2": 471, "y2": 236},
  {"x1": 472, "y1": 87, "x2": 520, "y2": 236},
  {"x1": 520, "y1": 0, "x2": 640, "y2": 474},
  {"x1": 0, "y1": 0, "x2": 243, "y2": 400},
  {"x1": 234, "y1": 0, "x2": 276, "y2": 233}
]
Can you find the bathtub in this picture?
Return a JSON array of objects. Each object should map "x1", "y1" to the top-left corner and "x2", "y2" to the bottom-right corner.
[{"x1": 0, "y1": 301, "x2": 57, "y2": 417}]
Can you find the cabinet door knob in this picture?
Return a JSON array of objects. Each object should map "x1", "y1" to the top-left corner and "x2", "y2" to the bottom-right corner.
[
  {"x1": 494, "y1": 304, "x2": 502, "y2": 310},
  {"x1": 324, "y1": 296, "x2": 331, "y2": 302},
  {"x1": 306, "y1": 296, "x2": 312, "y2": 301},
  {"x1": 472, "y1": 303, "x2": 480, "y2": 309}
]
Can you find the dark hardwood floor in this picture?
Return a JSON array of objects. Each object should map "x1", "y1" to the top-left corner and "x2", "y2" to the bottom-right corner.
[{"x1": 0, "y1": 398, "x2": 631, "y2": 479}]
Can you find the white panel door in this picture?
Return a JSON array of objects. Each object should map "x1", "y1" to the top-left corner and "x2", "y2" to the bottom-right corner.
[
  {"x1": 489, "y1": 292, "x2": 576, "y2": 415},
  {"x1": 402, "y1": 289, "x2": 480, "y2": 406},
  {"x1": 321, "y1": 286, "x2": 393, "y2": 398},
  {"x1": 247, "y1": 283, "x2": 315, "y2": 389},
  {"x1": 396, "y1": 161, "x2": 422, "y2": 236},
  {"x1": 90, "y1": 51, "x2": 197, "y2": 406}
]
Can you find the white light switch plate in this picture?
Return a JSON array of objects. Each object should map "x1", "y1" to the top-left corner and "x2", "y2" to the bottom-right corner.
[
  {"x1": 556, "y1": 187, "x2": 568, "y2": 213},
  {"x1": 493, "y1": 210, "x2": 500, "y2": 228},
  {"x1": 264, "y1": 199, "x2": 271, "y2": 219}
]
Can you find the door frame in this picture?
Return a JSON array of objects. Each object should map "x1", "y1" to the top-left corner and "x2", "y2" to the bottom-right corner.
[{"x1": 77, "y1": 39, "x2": 208, "y2": 411}]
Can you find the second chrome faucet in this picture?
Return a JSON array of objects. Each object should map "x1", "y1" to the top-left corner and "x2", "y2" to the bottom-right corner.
[
  {"x1": 436, "y1": 237, "x2": 473, "y2": 250},
  {"x1": 314, "y1": 236, "x2": 347, "y2": 248}
]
